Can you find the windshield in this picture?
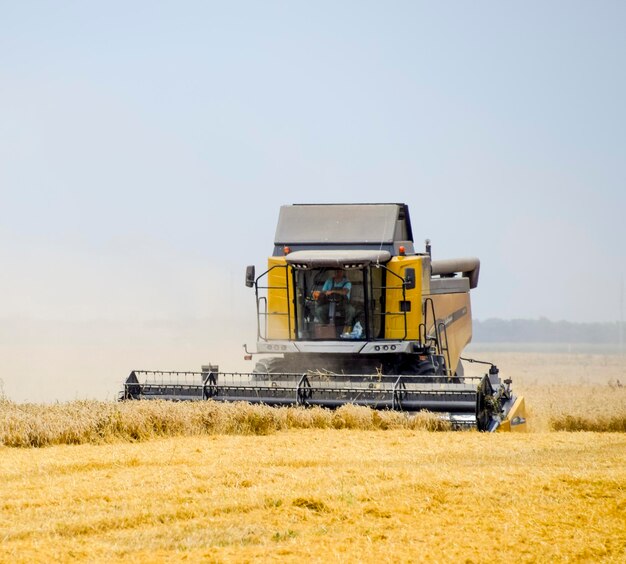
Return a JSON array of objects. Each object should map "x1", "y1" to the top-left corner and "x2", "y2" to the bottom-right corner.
[{"x1": 293, "y1": 267, "x2": 376, "y2": 340}]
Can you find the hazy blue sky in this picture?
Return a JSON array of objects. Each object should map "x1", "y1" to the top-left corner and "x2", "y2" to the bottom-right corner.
[{"x1": 2, "y1": 1, "x2": 625, "y2": 326}]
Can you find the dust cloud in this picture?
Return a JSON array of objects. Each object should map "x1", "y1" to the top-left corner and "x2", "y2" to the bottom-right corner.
[
  {"x1": 0, "y1": 316, "x2": 256, "y2": 404},
  {"x1": 0, "y1": 244, "x2": 259, "y2": 403}
]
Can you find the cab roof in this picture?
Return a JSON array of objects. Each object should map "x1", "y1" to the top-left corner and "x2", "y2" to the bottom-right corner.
[{"x1": 274, "y1": 203, "x2": 413, "y2": 252}]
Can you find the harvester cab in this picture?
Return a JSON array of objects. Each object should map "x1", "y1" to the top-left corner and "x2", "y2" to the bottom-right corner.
[{"x1": 123, "y1": 203, "x2": 527, "y2": 432}]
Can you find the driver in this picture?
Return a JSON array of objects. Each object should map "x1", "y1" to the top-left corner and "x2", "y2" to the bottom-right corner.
[{"x1": 314, "y1": 269, "x2": 355, "y2": 328}]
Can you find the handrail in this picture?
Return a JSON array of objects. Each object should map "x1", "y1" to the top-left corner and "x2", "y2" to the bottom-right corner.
[
  {"x1": 254, "y1": 264, "x2": 290, "y2": 341},
  {"x1": 421, "y1": 298, "x2": 453, "y2": 375},
  {"x1": 377, "y1": 266, "x2": 408, "y2": 340},
  {"x1": 422, "y1": 297, "x2": 439, "y2": 350},
  {"x1": 437, "y1": 321, "x2": 452, "y2": 376},
  {"x1": 285, "y1": 264, "x2": 292, "y2": 339},
  {"x1": 258, "y1": 297, "x2": 267, "y2": 340}
]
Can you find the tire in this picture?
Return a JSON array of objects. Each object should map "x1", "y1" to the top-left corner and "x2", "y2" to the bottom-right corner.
[{"x1": 252, "y1": 357, "x2": 283, "y2": 379}]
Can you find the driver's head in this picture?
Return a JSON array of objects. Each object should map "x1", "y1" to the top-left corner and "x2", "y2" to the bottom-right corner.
[{"x1": 332, "y1": 269, "x2": 344, "y2": 281}]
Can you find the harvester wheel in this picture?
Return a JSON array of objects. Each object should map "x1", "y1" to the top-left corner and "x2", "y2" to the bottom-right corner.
[{"x1": 252, "y1": 357, "x2": 284, "y2": 380}]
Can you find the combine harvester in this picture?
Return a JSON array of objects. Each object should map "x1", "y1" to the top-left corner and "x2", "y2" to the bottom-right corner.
[{"x1": 123, "y1": 203, "x2": 527, "y2": 432}]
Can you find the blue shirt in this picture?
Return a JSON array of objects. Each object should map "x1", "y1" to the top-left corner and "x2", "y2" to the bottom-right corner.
[{"x1": 322, "y1": 277, "x2": 352, "y2": 300}]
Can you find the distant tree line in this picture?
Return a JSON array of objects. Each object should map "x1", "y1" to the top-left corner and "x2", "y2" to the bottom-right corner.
[{"x1": 473, "y1": 318, "x2": 626, "y2": 344}]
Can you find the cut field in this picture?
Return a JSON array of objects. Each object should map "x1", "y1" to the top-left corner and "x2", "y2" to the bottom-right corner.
[
  {"x1": 1, "y1": 431, "x2": 625, "y2": 562},
  {"x1": 1, "y1": 351, "x2": 625, "y2": 562}
]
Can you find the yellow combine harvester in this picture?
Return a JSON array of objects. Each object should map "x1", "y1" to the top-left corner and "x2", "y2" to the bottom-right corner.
[{"x1": 123, "y1": 203, "x2": 527, "y2": 432}]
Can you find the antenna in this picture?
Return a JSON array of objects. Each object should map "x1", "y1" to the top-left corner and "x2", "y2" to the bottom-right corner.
[{"x1": 376, "y1": 209, "x2": 392, "y2": 267}]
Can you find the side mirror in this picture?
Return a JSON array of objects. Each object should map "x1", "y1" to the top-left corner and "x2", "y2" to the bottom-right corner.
[
  {"x1": 404, "y1": 267, "x2": 416, "y2": 290},
  {"x1": 245, "y1": 265, "x2": 255, "y2": 288}
]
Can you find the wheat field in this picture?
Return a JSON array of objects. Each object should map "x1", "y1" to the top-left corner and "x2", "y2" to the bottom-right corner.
[
  {"x1": 1, "y1": 351, "x2": 625, "y2": 562},
  {"x1": 464, "y1": 350, "x2": 626, "y2": 431}
]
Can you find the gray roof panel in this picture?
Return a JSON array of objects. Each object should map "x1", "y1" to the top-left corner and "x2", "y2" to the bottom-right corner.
[{"x1": 274, "y1": 204, "x2": 405, "y2": 245}]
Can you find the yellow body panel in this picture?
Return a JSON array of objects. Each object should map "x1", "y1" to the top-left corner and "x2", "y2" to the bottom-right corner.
[
  {"x1": 425, "y1": 292, "x2": 473, "y2": 375},
  {"x1": 497, "y1": 396, "x2": 528, "y2": 433},
  {"x1": 384, "y1": 256, "x2": 424, "y2": 340},
  {"x1": 266, "y1": 257, "x2": 294, "y2": 340}
]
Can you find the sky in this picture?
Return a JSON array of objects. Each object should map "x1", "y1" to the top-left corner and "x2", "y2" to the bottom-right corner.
[{"x1": 1, "y1": 2, "x2": 625, "y2": 400}]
